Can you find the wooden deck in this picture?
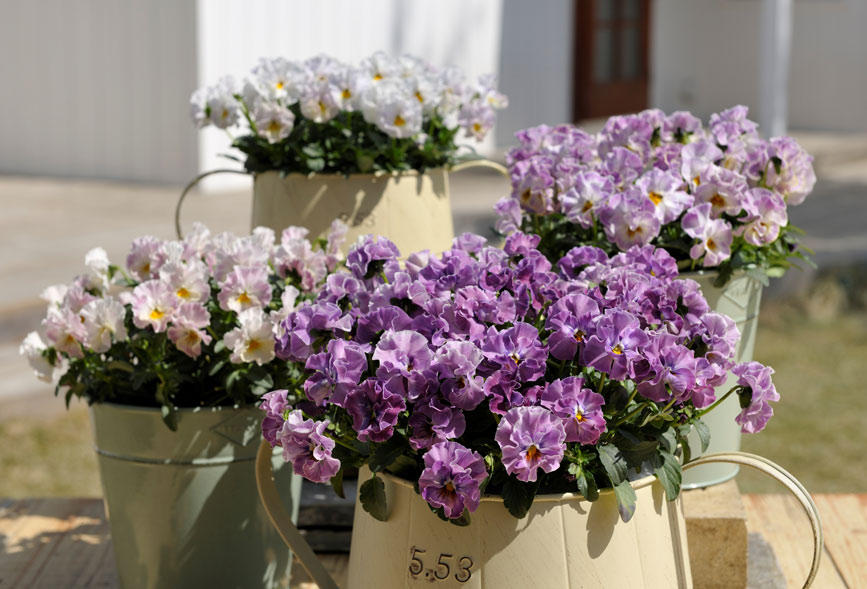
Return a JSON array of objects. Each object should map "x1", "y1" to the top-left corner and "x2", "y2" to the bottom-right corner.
[{"x1": 1, "y1": 495, "x2": 864, "y2": 588}]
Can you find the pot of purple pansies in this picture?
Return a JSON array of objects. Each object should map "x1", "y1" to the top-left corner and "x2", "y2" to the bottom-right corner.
[
  {"x1": 493, "y1": 105, "x2": 816, "y2": 488},
  {"x1": 253, "y1": 232, "x2": 821, "y2": 588}
]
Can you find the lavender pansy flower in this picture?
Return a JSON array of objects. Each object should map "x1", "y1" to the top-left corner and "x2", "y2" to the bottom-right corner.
[
  {"x1": 418, "y1": 441, "x2": 487, "y2": 518},
  {"x1": 541, "y1": 377, "x2": 606, "y2": 445},
  {"x1": 732, "y1": 361, "x2": 780, "y2": 433},
  {"x1": 496, "y1": 406, "x2": 566, "y2": 482}
]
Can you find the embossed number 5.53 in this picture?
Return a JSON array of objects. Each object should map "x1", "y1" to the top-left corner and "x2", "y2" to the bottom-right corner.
[{"x1": 408, "y1": 547, "x2": 474, "y2": 583}]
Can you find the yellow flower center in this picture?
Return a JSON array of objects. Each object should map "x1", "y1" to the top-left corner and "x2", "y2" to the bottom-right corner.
[
  {"x1": 693, "y1": 175, "x2": 701, "y2": 186},
  {"x1": 648, "y1": 191, "x2": 663, "y2": 206},
  {"x1": 246, "y1": 339, "x2": 262, "y2": 353},
  {"x1": 612, "y1": 344, "x2": 623, "y2": 355},
  {"x1": 236, "y1": 292, "x2": 252, "y2": 305},
  {"x1": 393, "y1": 114, "x2": 406, "y2": 127},
  {"x1": 525, "y1": 444, "x2": 542, "y2": 462},
  {"x1": 575, "y1": 409, "x2": 586, "y2": 422},
  {"x1": 415, "y1": 91, "x2": 424, "y2": 103},
  {"x1": 710, "y1": 194, "x2": 725, "y2": 208},
  {"x1": 318, "y1": 101, "x2": 327, "y2": 115},
  {"x1": 520, "y1": 189, "x2": 532, "y2": 203},
  {"x1": 373, "y1": 73, "x2": 383, "y2": 81},
  {"x1": 581, "y1": 201, "x2": 593, "y2": 213},
  {"x1": 707, "y1": 238, "x2": 718, "y2": 251},
  {"x1": 267, "y1": 120, "x2": 282, "y2": 135},
  {"x1": 183, "y1": 330, "x2": 200, "y2": 346},
  {"x1": 443, "y1": 481, "x2": 456, "y2": 496},
  {"x1": 573, "y1": 330, "x2": 585, "y2": 342},
  {"x1": 275, "y1": 81, "x2": 284, "y2": 90},
  {"x1": 221, "y1": 109, "x2": 229, "y2": 120},
  {"x1": 149, "y1": 309, "x2": 165, "y2": 321},
  {"x1": 626, "y1": 227, "x2": 642, "y2": 239},
  {"x1": 342, "y1": 88, "x2": 352, "y2": 99},
  {"x1": 509, "y1": 352, "x2": 521, "y2": 365},
  {"x1": 176, "y1": 287, "x2": 191, "y2": 299},
  {"x1": 472, "y1": 122, "x2": 482, "y2": 133}
]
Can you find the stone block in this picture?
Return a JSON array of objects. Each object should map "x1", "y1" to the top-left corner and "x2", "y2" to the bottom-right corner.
[{"x1": 683, "y1": 480, "x2": 749, "y2": 588}]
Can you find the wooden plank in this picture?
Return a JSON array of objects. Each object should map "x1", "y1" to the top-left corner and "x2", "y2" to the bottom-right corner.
[
  {"x1": 813, "y1": 494, "x2": 867, "y2": 589},
  {"x1": 743, "y1": 494, "x2": 846, "y2": 588},
  {"x1": 0, "y1": 498, "x2": 116, "y2": 588},
  {"x1": 290, "y1": 553, "x2": 349, "y2": 589}
]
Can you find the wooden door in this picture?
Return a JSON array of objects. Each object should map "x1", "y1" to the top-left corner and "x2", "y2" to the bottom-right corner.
[{"x1": 573, "y1": 0, "x2": 651, "y2": 120}]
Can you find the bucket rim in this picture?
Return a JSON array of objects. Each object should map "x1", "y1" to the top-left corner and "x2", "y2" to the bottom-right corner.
[
  {"x1": 376, "y1": 469, "x2": 659, "y2": 503},
  {"x1": 90, "y1": 402, "x2": 257, "y2": 416},
  {"x1": 254, "y1": 168, "x2": 447, "y2": 181}
]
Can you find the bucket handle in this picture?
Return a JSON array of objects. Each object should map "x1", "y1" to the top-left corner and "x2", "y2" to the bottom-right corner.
[
  {"x1": 255, "y1": 440, "x2": 340, "y2": 589},
  {"x1": 682, "y1": 452, "x2": 823, "y2": 588},
  {"x1": 174, "y1": 168, "x2": 251, "y2": 239},
  {"x1": 449, "y1": 158, "x2": 509, "y2": 178}
]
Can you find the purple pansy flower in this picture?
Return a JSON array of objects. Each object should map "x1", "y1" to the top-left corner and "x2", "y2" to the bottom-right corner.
[
  {"x1": 418, "y1": 441, "x2": 487, "y2": 518},
  {"x1": 732, "y1": 361, "x2": 779, "y2": 433},
  {"x1": 277, "y1": 410, "x2": 341, "y2": 483},
  {"x1": 541, "y1": 377, "x2": 606, "y2": 445},
  {"x1": 344, "y1": 377, "x2": 407, "y2": 442},
  {"x1": 496, "y1": 406, "x2": 566, "y2": 482}
]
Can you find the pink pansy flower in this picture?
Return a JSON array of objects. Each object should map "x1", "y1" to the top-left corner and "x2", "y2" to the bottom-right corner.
[
  {"x1": 223, "y1": 309, "x2": 276, "y2": 365},
  {"x1": 42, "y1": 308, "x2": 87, "y2": 359},
  {"x1": 160, "y1": 260, "x2": 210, "y2": 304},
  {"x1": 126, "y1": 236, "x2": 163, "y2": 281},
  {"x1": 168, "y1": 302, "x2": 212, "y2": 359},
  {"x1": 130, "y1": 280, "x2": 176, "y2": 332},
  {"x1": 218, "y1": 265, "x2": 272, "y2": 313}
]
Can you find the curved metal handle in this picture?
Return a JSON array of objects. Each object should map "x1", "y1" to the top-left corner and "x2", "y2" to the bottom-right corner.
[
  {"x1": 683, "y1": 452, "x2": 823, "y2": 588},
  {"x1": 255, "y1": 441, "x2": 340, "y2": 589},
  {"x1": 175, "y1": 168, "x2": 250, "y2": 239},
  {"x1": 449, "y1": 158, "x2": 510, "y2": 178},
  {"x1": 255, "y1": 441, "x2": 339, "y2": 588}
]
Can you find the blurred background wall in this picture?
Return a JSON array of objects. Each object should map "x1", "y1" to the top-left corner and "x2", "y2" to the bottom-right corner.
[{"x1": 1, "y1": 0, "x2": 865, "y2": 185}]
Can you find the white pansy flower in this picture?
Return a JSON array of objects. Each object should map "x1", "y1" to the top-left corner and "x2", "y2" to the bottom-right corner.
[
  {"x1": 359, "y1": 51, "x2": 400, "y2": 83},
  {"x1": 81, "y1": 298, "x2": 128, "y2": 353},
  {"x1": 254, "y1": 102, "x2": 295, "y2": 143},
  {"x1": 223, "y1": 309, "x2": 275, "y2": 365},
  {"x1": 20, "y1": 331, "x2": 59, "y2": 382},
  {"x1": 250, "y1": 57, "x2": 304, "y2": 103}
]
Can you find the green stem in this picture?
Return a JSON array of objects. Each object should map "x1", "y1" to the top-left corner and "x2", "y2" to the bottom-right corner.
[
  {"x1": 697, "y1": 385, "x2": 741, "y2": 418},
  {"x1": 610, "y1": 401, "x2": 652, "y2": 427}
]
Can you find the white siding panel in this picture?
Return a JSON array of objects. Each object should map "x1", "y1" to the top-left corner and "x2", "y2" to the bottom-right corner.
[{"x1": 0, "y1": 0, "x2": 198, "y2": 183}]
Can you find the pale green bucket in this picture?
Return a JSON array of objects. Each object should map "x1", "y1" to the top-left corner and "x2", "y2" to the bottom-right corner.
[
  {"x1": 90, "y1": 403, "x2": 301, "y2": 589},
  {"x1": 681, "y1": 271, "x2": 764, "y2": 489}
]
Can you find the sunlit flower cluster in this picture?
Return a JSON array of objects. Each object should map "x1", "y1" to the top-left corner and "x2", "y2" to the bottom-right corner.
[
  {"x1": 262, "y1": 232, "x2": 778, "y2": 521},
  {"x1": 190, "y1": 52, "x2": 507, "y2": 175},
  {"x1": 21, "y1": 222, "x2": 347, "y2": 419},
  {"x1": 496, "y1": 106, "x2": 815, "y2": 277}
]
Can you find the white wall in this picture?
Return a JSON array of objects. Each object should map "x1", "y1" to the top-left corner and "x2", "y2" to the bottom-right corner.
[
  {"x1": 0, "y1": 0, "x2": 198, "y2": 183},
  {"x1": 496, "y1": 0, "x2": 575, "y2": 147},
  {"x1": 196, "y1": 0, "x2": 504, "y2": 188},
  {"x1": 652, "y1": 0, "x2": 867, "y2": 132}
]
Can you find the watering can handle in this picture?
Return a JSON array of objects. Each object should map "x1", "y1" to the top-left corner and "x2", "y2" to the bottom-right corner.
[
  {"x1": 449, "y1": 158, "x2": 510, "y2": 178},
  {"x1": 682, "y1": 451, "x2": 823, "y2": 588},
  {"x1": 174, "y1": 168, "x2": 251, "y2": 239},
  {"x1": 256, "y1": 440, "x2": 340, "y2": 589}
]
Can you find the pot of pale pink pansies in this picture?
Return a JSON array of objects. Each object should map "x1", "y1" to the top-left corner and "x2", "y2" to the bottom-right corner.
[
  {"x1": 20, "y1": 220, "x2": 347, "y2": 589},
  {"x1": 494, "y1": 106, "x2": 816, "y2": 488},
  {"x1": 180, "y1": 51, "x2": 509, "y2": 255},
  {"x1": 252, "y1": 233, "x2": 822, "y2": 589}
]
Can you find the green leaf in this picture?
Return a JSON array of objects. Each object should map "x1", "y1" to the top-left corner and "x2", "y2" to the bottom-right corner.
[
  {"x1": 330, "y1": 468, "x2": 345, "y2": 499},
  {"x1": 569, "y1": 464, "x2": 599, "y2": 501},
  {"x1": 208, "y1": 360, "x2": 226, "y2": 377},
  {"x1": 501, "y1": 476, "x2": 538, "y2": 519},
  {"x1": 306, "y1": 157, "x2": 325, "y2": 172},
  {"x1": 659, "y1": 428, "x2": 678, "y2": 454},
  {"x1": 693, "y1": 419, "x2": 711, "y2": 454},
  {"x1": 368, "y1": 435, "x2": 409, "y2": 473},
  {"x1": 359, "y1": 475, "x2": 388, "y2": 521},
  {"x1": 160, "y1": 404, "x2": 178, "y2": 432},
  {"x1": 613, "y1": 480, "x2": 637, "y2": 522},
  {"x1": 654, "y1": 451, "x2": 682, "y2": 502},
  {"x1": 597, "y1": 444, "x2": 627, "y2": 485}
]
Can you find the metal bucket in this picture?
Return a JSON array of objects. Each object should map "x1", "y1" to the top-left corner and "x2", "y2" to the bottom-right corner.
[
  {"x1": 680, "y1": 271, "x2": 764, "y2": 489},
  {"x1": 256, "y1": 446, "x2": 822, "y2": 589},
  {"x1": 90, "y1": 404, "x2": 302, "y2": 589},
  {"x1": 175, "y1": 160, "x2": 509, "y2": 256}
]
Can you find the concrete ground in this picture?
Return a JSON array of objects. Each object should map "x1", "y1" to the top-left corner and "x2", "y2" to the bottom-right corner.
[{"x1": 2, "y1": 130, "x2": 866, "y2": 419}]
